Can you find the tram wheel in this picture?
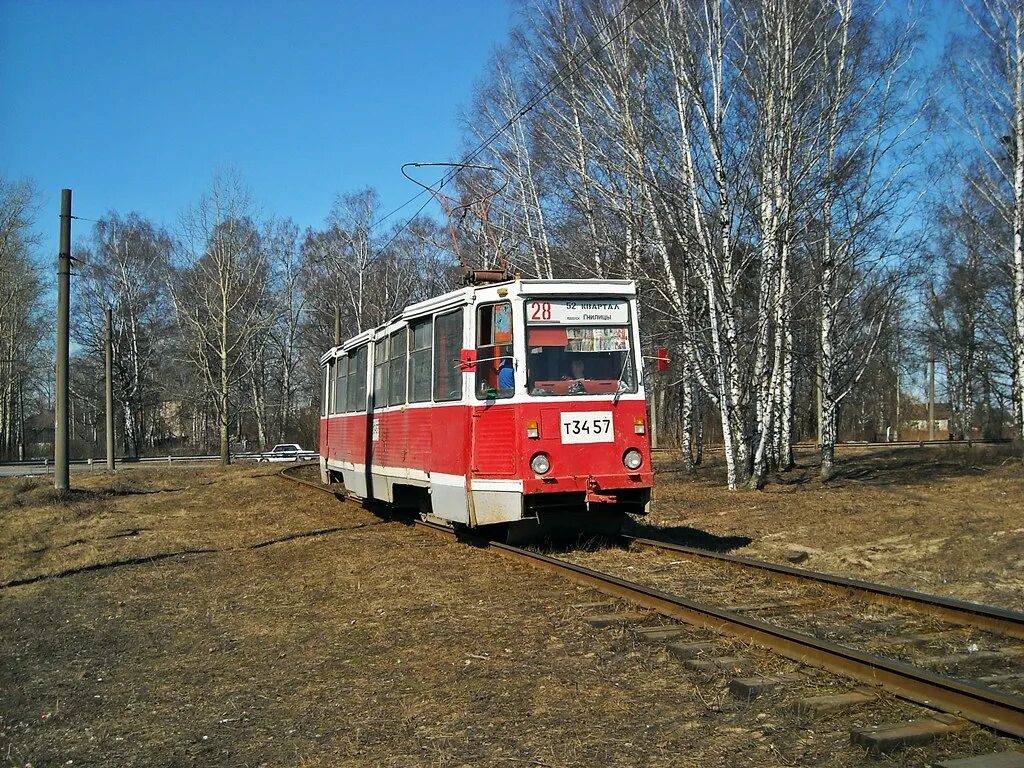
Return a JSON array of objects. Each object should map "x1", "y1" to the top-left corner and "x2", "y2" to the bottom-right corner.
[{"x1": 500, "y1": 509, "x2": 627, "y2": 547}]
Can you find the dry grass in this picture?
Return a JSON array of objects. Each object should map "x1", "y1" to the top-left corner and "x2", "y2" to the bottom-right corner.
[
  {"x1": 648, "y1": 444, "x2": 1024, "y2": 609},
  {"x1": 0, "y1": 457, "x2": 1021, "y2": 766}
]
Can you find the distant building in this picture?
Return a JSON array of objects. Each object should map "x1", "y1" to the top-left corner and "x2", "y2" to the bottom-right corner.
[{"x1": 899, "y1": 402, "x2": 960, "y2": 441}]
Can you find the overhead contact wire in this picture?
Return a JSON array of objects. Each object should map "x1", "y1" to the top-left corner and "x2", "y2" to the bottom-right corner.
[{"x1": 378, "y1": 0, "x2": 658, "y2": 253}]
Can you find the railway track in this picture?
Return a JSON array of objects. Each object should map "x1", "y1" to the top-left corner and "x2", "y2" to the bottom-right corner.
[
  {"x1": 278, "y1": 463, "x2": 1024, "y2": 742},
  {"x1": 624, "y1": 536, "x2": 1024, "y2": 640}
]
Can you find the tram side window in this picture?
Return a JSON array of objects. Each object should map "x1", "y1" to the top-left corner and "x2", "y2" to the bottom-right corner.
[
  {"x1": 334, "y1": 356, "x2": 348, "y2": 413},
  {"x1": 373, "y1": 337, "x2": 389, "y2": 407},
  {"x1": 323, "y1": 363, "x2": 331, "y2": 416},
  {"x1": 476, "y1": 302, "x2": 513, "y2": 399},
  {"x1": 388, "y1": 328, "x2": 408, "y2": 406},
  {"x1": 347, "y1": 345, "x2": 368, "y2": 412},
  {"x1": 328, "y1": 360, "x2": 337, "y2": 414},
  {"x1": 409, "y1": 320, "x2": 432, "y2": 403},
  {"x1": 433, "y1": 309, "x2": 464, "y2": 402}
]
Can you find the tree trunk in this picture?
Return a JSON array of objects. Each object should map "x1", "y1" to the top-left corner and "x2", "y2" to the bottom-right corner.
[
  {"x1": 220, "y1": 290, "x2": 231, "y2": 466},
  {"x1": 1014, "y1": 15, "x2": 1024, "y2": 450}
]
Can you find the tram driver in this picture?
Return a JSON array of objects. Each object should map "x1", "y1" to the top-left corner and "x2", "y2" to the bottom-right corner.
[
  {"x1": 562, "y1": 355, "x2": 587, "y2": 394},
  {"x1": 568, "y1": 356, "x2": 585, "y2": 381}
]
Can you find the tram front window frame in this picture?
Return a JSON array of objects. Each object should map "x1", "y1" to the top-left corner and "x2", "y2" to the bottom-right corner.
[
  {"x1": 475, "y1": 301, "x2": 514, "y2": 400},
  {"x1": 523, "y1": 297, "x2": 638, "y2": 398}
]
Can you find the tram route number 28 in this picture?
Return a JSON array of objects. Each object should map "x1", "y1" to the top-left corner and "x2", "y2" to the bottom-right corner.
[
  {"x1": 559, "y1": 411, "x2": 614, "y2": 444},
  {"x1": 529, "y1": 301, "x2": 553, "y2": 321}
]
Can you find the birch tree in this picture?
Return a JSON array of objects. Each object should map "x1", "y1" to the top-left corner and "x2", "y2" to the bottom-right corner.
[
  {"x1": 466, "y1": 50, "x2": 555, "y2": 278},
  {"x1": 951, "y1": 0, "x2": 1024, "y2": 446},
  {"x1": 0, "y1": 178, "x2": 45, "y2": 460},
  {"x1": 814, "y1": 0, "x2": 923, "y2": 479},
  {"x1": 74, "y1": 213, "x2": 173, "y2": 456},
  {"x1": 173, "y1": 173, "x2": 271, "y2": 464},
  {"x1": 661, "y1": 0, "x2": 755, "y2": 488},
  {"x1": 266, "y1": 219, "x2": 305, "y2": 442}
]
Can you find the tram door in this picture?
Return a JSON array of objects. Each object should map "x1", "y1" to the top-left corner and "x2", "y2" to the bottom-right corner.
[
  {"x1": 368, "y1": 335, "x2": 401, "y2": 501},
  {"x1": 470, "y1": 302, "x2": 518, "y2": 478}
]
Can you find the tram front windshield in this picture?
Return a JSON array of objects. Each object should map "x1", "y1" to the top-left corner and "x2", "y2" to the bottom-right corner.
[{"x1": 526, "y1": 324, "x2": 637, "y2": 397}]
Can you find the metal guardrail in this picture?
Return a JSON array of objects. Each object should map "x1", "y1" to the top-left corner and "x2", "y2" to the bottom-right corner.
[
  {"x1": 650, "y1": 438, "x2": 1014, "y2": 454},
  {"x1": 0, "y1": 452, "x2": 320, "y2": 470}
]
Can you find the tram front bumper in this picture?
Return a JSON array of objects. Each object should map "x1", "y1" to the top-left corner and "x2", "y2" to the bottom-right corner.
[
  {"x1": 523, "y1": 471, "x2": 653, "y2": 496},
  {"x1": 523, "y1": 472, "x2": 652, "y2": 517}
]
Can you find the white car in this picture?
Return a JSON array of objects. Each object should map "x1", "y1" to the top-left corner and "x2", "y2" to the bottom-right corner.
[{"x1": 258, "y1": 444, "x2": 314, "y2": 462}]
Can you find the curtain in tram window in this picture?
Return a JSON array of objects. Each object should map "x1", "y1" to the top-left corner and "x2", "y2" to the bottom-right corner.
[{"x1": 565, "y1": 327, "x2": 629, "y2": 352}]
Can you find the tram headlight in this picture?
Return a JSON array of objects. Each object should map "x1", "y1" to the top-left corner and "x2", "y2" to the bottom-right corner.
[
  {"x1": 530, "y1": 452, "x2": 551, "y2": 475},
  {"x1": 623, "y1": 449, "x2": 643, "y2": 470}
]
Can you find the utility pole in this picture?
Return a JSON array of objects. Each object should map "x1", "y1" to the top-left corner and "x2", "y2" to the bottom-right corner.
[
  {"x1": 105, "y1": 307, "x2": 115, "y2": 471},
  {"x1": 658, "y1": 387, "x2": 665, "y2": 450},
  {"x1": 650, "y1": 378, "x2": 658, "y2": 449},
  {"x1": 894, "y1": 326, "x2": 901, "y2": 441},
  {"x1": 18, "y1": 374, "x2": 26, "y2": 460},
  {"x1": 54, "y1": 189, "x2": 71, "y2": 491},
  {"x1": 928, "y1": 358, "x2": 936, "y2": 442},
  {"x1": 334, "y1": 304, "x2": 341, "y2": 347},
  {"x1": 816, "y1": 359, "x2": 823, "y2": 445}
]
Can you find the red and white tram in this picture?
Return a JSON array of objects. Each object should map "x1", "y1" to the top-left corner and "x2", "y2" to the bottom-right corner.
[{"x1": 318, "y1": 278, "x2": 653, "y2": 536}]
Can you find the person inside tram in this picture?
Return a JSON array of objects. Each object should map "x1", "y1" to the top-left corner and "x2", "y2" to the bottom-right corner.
[
  {"x1": 497, "y1": 346, "x2": 515, "y2": 393},
  {"x1": 561, "y1": 355, "x2": 587, "y2": 394},
  {"x1": 564, "y1": 355, "x2": 586, "y2": 381}
]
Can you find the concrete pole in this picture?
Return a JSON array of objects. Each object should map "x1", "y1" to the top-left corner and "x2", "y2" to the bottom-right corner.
[
  {"x1": 658, "y1": 386, "x2": 665, "y2": 449},
  {"x1": 105, "y1": 307, "x2": 115, "y2": 471},
  {"x1": 54, "y1": 189, "x2": 71, "y2": 491},
  {"x1": 650, "y1": 379, "x2": 658, "y2": 449},
  {"x1": 894, "y1": 328, "x2": 901, "y2": 441},
  {"x1": 928, "y1": 359, "x2": 936, "y2": 442},
  {"x1": 334, "y1": 304, "x2": 341, "y2": 347},
  {"x1": 19, "y1": 374, "x2": 26, "y2": 460},
  {"x1": 816, "y1": 359, "x2": 823, "y2": 446}
]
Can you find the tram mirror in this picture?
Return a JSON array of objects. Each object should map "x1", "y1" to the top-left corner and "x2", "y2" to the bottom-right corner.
[{"x1": 459, "y1": 348, "x2": 478, "y2": 372}]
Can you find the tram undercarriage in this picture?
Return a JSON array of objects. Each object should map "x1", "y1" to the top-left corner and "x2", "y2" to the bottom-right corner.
[{"x1": 327, "y1": 464, "x2": 649, "y2": 544}]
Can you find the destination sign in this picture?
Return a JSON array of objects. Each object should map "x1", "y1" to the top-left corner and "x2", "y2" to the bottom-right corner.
[{"x1": 526, "y1": 298, "x2": 628, "y2": 325}]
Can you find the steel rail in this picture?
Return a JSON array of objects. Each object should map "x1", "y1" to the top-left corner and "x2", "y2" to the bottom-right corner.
[
  {"x1": 279, "y1": 467, "x2": 1024, "y2": 739},
  {"x1": 416, "y1": 522, "x2": 1024, "y2": 739},
  {"x1": 278, "y1": 464, "x2": 335, "y2": 492},
  {"x1": 625, "y1": 537, "x2": 1024, "y2": 641}
]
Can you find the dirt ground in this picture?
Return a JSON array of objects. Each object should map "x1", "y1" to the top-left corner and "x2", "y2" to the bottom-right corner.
[
  {"x1": 648, "y1": 443, "x2": 1024, "y2": 610},
  {"x1": 1, "y1": 450, "x2": 1022, "y2": 767}
]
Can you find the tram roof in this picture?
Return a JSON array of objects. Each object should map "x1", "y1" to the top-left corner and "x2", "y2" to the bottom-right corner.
[{"x1": 321, "y1": 278, "x2": 636, "y2": 362}]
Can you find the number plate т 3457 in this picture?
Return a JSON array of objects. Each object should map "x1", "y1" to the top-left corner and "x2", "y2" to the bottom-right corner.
[{"x1": 559, "y1": 412, "x2": 614, "y2": 444}]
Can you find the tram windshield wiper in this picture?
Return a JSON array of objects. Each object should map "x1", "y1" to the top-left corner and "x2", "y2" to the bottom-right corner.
[{"x1": 613, "y1": 353, "x2": 632, "y2": 404}]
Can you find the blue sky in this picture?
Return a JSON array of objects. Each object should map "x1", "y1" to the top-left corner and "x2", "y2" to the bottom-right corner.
[{"x1": 0, "y1": 0, "x2": 513, "y2": 249}]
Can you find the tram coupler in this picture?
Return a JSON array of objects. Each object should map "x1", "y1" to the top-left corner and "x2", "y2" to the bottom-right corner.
[{"x1": 585, "y1": 476, "x2": 617, "y2": 508}]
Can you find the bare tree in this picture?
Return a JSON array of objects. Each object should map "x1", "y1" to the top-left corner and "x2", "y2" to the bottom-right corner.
[
  {"x1": 0, "y1": 178, "x2": 46, "y2": 461},
  {"x1": 465, "y1": 49, "x2": 555, "y2": 278},
  {"x1": 950, "y1": 0, "x2": 1024, "y2": 446},
  {"x1": 73, "y1": 213, "x2": 173, "y2": 456},
  {"x1": 812, "y1": 0, "x2": 925, "y2": 478},
  {"x1": 173, "y1": 172, "x2": 271, "y2": 464},
  {"x1": 460, "y1": 0, "x2": 929, "y2": 488}
]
